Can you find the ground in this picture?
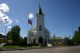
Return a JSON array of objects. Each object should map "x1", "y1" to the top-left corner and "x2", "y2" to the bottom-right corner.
[{"x1": 0, "y1": 46, "x2": 80, "y2": 53}]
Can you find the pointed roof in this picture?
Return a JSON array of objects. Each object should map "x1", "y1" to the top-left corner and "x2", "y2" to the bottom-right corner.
[
  {"x1": 38, "y1": 1, "x2": 43, "y2": 15},
  {"x1": 38, "y1": 6, "x2": 43, "y2": 15}
]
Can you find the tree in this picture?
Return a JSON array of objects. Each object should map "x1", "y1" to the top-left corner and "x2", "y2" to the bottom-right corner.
[
  {"x1": 7, "y1": 25, "x2": 21, "y2": 44},
  {"x1": 78, "y1": 26, "x2": 80, "y2": 32},
  {"x1": 0, "y1": 34, "x2": 7, "y2": 43},
  {"x1": 72, "y1": 31, "x2": 80, "y2": 44},
  {"x1": 18, "y1": 37, "x2": 27, "y2": 46},
  {"x1": 0, "y1": 34, "x2": 3, "y2": 43},
  {"x1": 72, "y1": 26, "x2": 80, "y2": 45},
  {"x1": 0, "y1": 34, "x2": 3, "y2": 38},
  {"x1": 19, "y1": 37, "x2": 24, "y2": 45},
  {"x1": 23, "y1": 37, "x2": 27, "y2": 45},
  {"x1": 64, "y1": 37, "x2": 72, "y2": 45},
  {"x1": 7, "y1": 31, "x2": 12, "y2": 40}
]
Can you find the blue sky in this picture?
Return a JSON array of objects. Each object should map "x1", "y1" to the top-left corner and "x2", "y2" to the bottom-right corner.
[{"x1": 0, "y1": 0, "x2": 80, "y2": 38}]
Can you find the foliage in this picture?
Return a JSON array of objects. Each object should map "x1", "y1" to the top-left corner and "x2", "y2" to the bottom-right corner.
[
  {"x1": 64, "y1": 37, "x2": 73, "y2": 45},
  {"x1": 0, "y1": 34, "x2": 7, "y2": 43},
  {"x1": 72, "y1": 26, "x2": 80, "y2": 45},
  {"x1": 7, "y1": 25, "x2": 21, "y2": 44},
  {"x1": 72, "y1": 31, "x2": 80, "y2": 44},
  {"x1": 23, "y1": 37, "x2": 27, "y2": 45},
  {"x1": 17, "y1": 37, "x2": 27, "y2": 46},
  {"x1": 0, "y1": 34, "x2": 3, "y2": 38}
]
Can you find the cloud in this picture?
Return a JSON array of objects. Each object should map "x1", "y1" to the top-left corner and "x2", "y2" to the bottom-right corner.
[
  {"x1": 0, "y1": 3, "x2": 12, "y2": 25},
  {"x1": 7, "y1": 25, "x2": 12, "y2": 29},
  {"x1": 28, "y1": 13, "x2": 34, "y2": 19},
  {"x1": 0, "y1": 18, "x2": 3, "y2": 23},
  {"x1": 0, "y1": 11, "x2": 5, "y2": 23},
  {"x1": 0, "y1": 11, "x2": 5, "y2": 17},
  {"x1": 0, "y1": 3, "x2": 9, "y2": 12}
]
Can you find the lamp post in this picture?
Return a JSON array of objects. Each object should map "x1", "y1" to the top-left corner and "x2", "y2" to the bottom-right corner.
[
  {"x1": 1, "y1": 19, "x2": 7, "y2": 47},
  {"x1": 4, "y1": 19, "x2": 7, "y2": 44},
  {"x1": 4, "y1": 19, "x2": 7, "y2": 36}
]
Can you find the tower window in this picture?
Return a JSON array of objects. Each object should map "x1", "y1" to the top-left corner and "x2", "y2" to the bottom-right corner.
[{"x1": 39, "y1": 25, "x2": 42, "y2": 31}]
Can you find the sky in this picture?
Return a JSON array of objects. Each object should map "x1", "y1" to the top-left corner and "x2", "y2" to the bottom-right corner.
[{"x1": 0, "y1": 0, "x2": 80, "y2": 38}]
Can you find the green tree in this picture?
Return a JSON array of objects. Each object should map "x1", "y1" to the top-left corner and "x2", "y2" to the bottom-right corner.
[
  {"x1": 0, "y1": 34, "x2": 7, "y2": 43},
  {"x1": 72, "y1": 26, "x2": 80, "y2": 45},
  {"x1": 72, "y1": 31, "x2": 80, "y2": 44},
  {"x1": 7, "y1": 31, "x2": 12, "y2": 40},
  {"x1": 19, "y1": 37, "x2": 24, "y2": 45},
  {"x1": 64, "y1": 37, "x2": 72, "y2": 45},
  {"x1": 0, "y1": 34, "x2": 3, "y2": 43},
  {"x1": 7, "y1": 25, "x2": 21, "y2": 44},
  {"x1": 0, "y1": 34, "x2": 3, "y2": 38},
  {"x1": 19, "y1": 37, "x2": 27, "y2": 46},
  {"x1": 23, "y1": 37, "x2": 27, "y2": 45}
]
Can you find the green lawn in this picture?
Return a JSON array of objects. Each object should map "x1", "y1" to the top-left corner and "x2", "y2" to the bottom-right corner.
[
  {"x1": 0, "y1": 45, "x2": 40, "y2": 49},
  {"x1": 1, "y1": 45, "x2": 24, "y2": 48}
]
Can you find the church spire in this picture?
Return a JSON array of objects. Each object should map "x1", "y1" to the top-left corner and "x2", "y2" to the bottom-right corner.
[{"x1": 38, "y1": 0, "x2": 43, "y2": 15}]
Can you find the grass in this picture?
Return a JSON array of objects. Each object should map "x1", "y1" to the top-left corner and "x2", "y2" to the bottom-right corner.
[
  {"x1": 0, "y1": 45, "x2": 40, "y2": 49},
  {"x1": 1, "y1": 45, "x2": 24, "y2": 49}
]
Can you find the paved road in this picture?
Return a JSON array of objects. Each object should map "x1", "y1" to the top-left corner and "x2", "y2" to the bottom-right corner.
[{"x1": 0, "y1": 46, "x2": 80, "y2": 53}]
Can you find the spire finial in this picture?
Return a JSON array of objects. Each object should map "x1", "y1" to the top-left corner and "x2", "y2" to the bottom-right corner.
[
  {"x1": 38, "y1": 0, "x2": 43, "y2": 15},
  {"x1": 39, "y1": 0, "x2": 40, "y2": 8}
]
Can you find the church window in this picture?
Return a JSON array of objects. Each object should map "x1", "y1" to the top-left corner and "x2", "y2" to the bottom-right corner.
[
  {"x1": 39, "y1": 25, "x2": 42, "y2": 31},
  {"x1": 45, "y1": 34, "x2": 46, "y2": 36}
]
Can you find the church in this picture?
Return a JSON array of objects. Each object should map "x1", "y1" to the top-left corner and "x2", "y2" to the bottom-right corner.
[{"x1": 27, "y1": 4, "x2": 50, "y2": 46}]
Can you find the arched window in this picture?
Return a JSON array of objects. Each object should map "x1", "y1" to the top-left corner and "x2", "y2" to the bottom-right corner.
[
  {"x1": 39, "y1": 25, "x2": 42, "y2": 31},
  {"x1": 33, "y1": 39, "x2": 35, "y2": 44}
]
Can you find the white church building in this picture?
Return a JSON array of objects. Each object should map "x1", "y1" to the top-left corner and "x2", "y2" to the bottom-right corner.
[{"x1": 27, "y1": 5, "x2": 50, "y2": 45}]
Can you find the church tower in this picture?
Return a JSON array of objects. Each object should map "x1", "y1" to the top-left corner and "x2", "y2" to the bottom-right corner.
[
  {"x1": 27, "y1": 2, "x2": 50, "y2": 45},
  {"x1": 36, "y1": 5, "x2": 44, "y2": 37},
  {"x1": 35, "y1": 4, "x2": 45, "y2": 44}
]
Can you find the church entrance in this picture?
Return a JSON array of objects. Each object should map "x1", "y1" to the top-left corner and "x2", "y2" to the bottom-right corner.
[
  {"x1": 38, "y1": 37, "x2": 43, "y2": 45},
  {"x1": 44, "y1": 39, "x2": 47, "y2": 46},
  {"x1": 33, "y1": 39, "x2": 35, "y2": 44}
]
